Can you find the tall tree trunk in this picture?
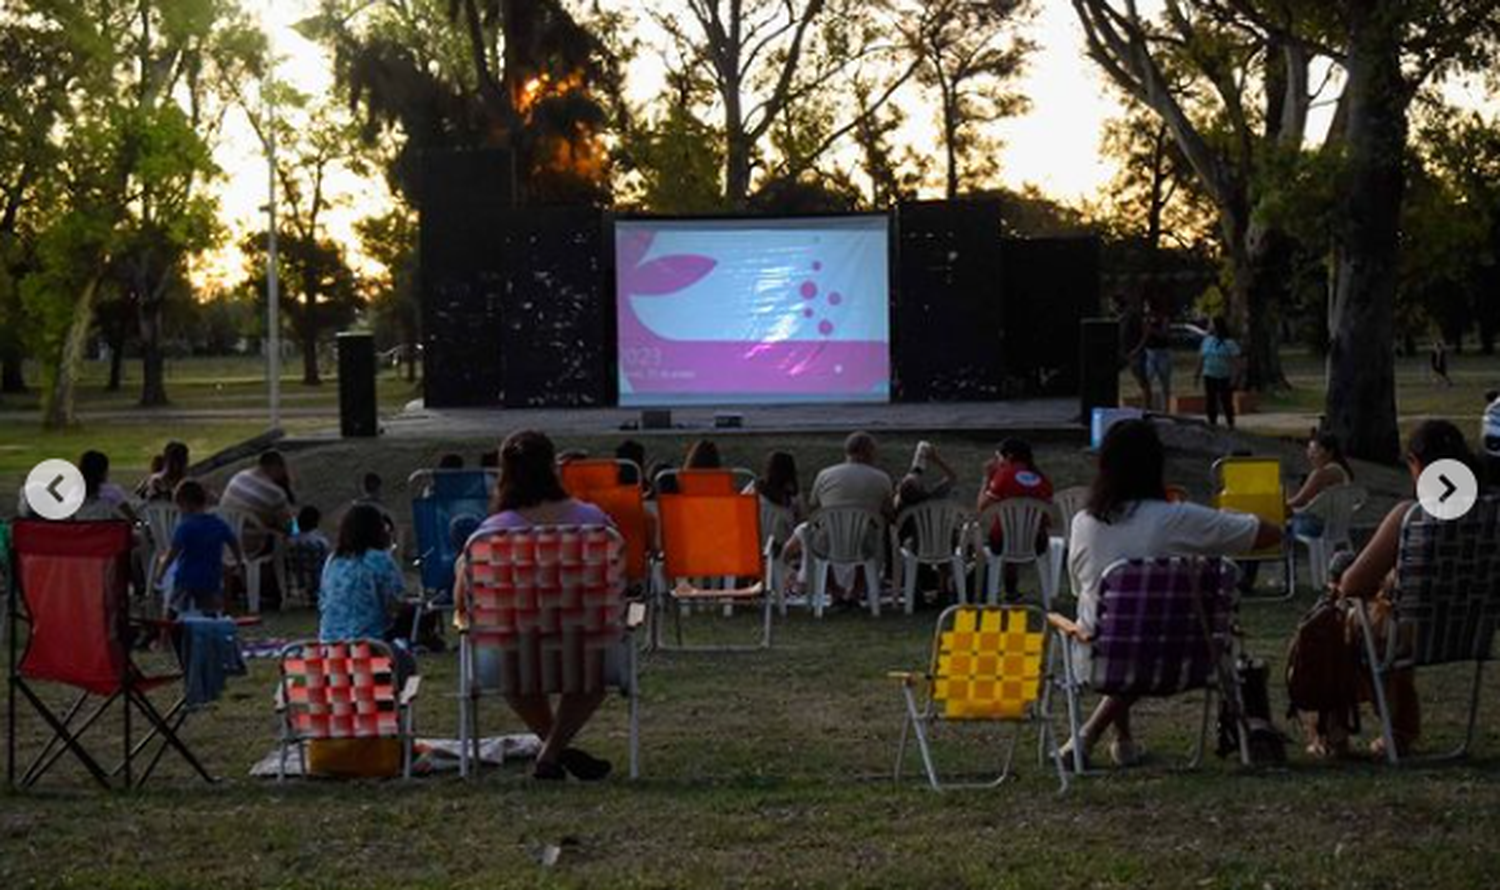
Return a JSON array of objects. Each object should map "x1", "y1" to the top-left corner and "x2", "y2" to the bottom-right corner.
[
  {"x1": 0, "y1": 352, "x2": 23, "y2": 393},
  {"x1": 138, "y1": 298, "x2": 169, "y2": 406},
  {"x1": 302, "y1": 330, "x2": 320, "y2": 385},
  {"x1": 105, "y1": 314, "x2": 126, "y2": 392},
  {"x1": 43, "y1": 275, "x2": 102, "y2": 429},
  {"x1": 1325, "y1": 1, "x2": 1405, "y2": 463},
  {"x1": 1239, "y1": 223, "x2": 1291, "y2": 390}
]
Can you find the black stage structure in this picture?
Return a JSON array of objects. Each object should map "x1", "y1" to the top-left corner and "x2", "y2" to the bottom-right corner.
[{"x1": 420, "y1": 149, "x2": 1100, "y2": 410}]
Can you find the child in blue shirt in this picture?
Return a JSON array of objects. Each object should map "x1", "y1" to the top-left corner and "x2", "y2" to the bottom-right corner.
[
  {"x1": 320, "y1": 503, "x2": 413, "y2": 676},
  {"x1": 155, "y1": 480, "x2": 243, "y2": 616}
]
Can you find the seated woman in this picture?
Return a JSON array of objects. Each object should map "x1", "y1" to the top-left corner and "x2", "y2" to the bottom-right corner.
[
  {"x1": 1327, "y1": 420, "x2": 1479, "y2": 759},
  {"x1": 978, "y1": 438, "x2": 1053, "y2": 598},
  {"x1": 1286, "y1": 432, "x2": 1355, "y2": 538},
  {"x1": 461, "y1": 430, "x2": 616, "y2": 781},
  {"x1": 318, "y1": 504, "x2": 414, "y2": 677},
  {"x1": 1063, "y1": 419, "x2": 1282, "y2": 768}
]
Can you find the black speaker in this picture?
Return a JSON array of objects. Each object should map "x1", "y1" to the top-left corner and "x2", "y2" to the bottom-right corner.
[
  {"x1": 337, "y1": 332, "x2": 378, "y2": 438},
  {"x1": 1079, "y1": 318, "x2": 1120, "y2": 421},
  {"x1": 641, "y1": 409, "x2": 672, "y2": 430}
]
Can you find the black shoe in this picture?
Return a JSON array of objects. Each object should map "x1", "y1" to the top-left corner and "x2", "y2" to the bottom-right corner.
[
  {"x1": 558, "y1": 748, "x2": 612, "y2": 781},
  {"x1": 532, "y1": 760, "x2": 567, "y2": 781}
]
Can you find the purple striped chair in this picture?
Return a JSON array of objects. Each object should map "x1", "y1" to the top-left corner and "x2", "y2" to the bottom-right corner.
[{"x1": 1054, "y1": 557, "x2": 1250, "y2": 770}]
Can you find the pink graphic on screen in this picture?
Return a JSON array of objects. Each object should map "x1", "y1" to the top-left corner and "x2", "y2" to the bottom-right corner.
[{"x1": 616, "y1": 219, "x2": 890, "y2": 406}]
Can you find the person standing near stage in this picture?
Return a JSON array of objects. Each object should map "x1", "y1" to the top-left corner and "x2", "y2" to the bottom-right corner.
[
  {"x1": 1118, "y1": 298, "x2": 1152, "y2": 408},
  {"x1": 1195, "y1": 316, "x2": 1242, "y2": 429},
  {"x1": 1140, "y1": 304, "x2": 1173, "y2": 412}
]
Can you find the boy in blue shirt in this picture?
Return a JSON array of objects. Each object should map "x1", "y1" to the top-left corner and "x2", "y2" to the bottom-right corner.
[{"x1": 154, "y1": 480, "x2": 244, "y2": 616}]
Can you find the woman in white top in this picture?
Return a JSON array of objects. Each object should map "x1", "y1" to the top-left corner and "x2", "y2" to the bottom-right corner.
[
  {"x1": 1064, "y1": 420, "x2": 1282, "y2": 767},
  {"x1": 1285, "y1": 432, "x2": 1354, "y2": 539}
]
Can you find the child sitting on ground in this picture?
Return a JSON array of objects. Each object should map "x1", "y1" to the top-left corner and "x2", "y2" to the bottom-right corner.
[{"x1": 155, "y1": 480, "x2": 244, "y2": 617}]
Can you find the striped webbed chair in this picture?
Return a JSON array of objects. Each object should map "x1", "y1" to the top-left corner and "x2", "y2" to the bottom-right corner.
[
  {"x1": 1052, "y1": 557, "x2": 1250, "y2": 772},
  {"x1": 1355, "y1": 499, "x2": 1500, "y2": 764},
  {"x1": 456, "y1": 525, "x2": 640, "y2": 778},
  {"x1": 890, "y1": 605, "x2": 1068, "y2": 791},
  {"x1": 275, "y1": 639, "x2": 420, "y2": 780}
]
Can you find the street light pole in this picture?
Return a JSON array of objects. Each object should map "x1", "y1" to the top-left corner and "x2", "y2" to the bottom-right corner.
[{"x1": 265, "y1": 6, "x2": 281, "y2": 431}]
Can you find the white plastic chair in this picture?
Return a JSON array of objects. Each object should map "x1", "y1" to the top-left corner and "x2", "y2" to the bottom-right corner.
[
  {"x1": 803, "y1": 507, "x2": 887, "y2": 617},
  {"x1": 759, "y1": 498, "x2": 799, "y2": 615},
  {"x1": 1048, "y1": 486, "x2": 1089, "y2": 600},
  {"x1": 890, "y1": 501, "x2": 971, "y2": 613},
  {"x1": 1290, "y1": 484, "x2": 1366, "y2": 588},
  {"x1": 973, "y1": 498, "x2": 1059, "y2": 608},
  {"x1": 216, "y1": 508, "x2": 285, "y2": 614},
  {"x1": 141, "y1": 502, "x2": 180, "y2": 591}
]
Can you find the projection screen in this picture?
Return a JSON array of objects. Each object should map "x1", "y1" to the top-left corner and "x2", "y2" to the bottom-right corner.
[{"x1": 615, "y1": 216, "x2": 891, "y2": 406}]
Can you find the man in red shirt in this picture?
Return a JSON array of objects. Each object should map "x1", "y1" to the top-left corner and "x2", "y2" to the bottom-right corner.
[{"x1": 978, "y1": 439, "x2": 1054, "y2": 598}]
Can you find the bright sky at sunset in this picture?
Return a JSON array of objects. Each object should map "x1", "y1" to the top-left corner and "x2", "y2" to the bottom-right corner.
[
  {"x1": 208, "y1": 0, "x2": 1492, "y2": 288},
  {"x1": 209, "y1": 0, "x2": 1124, "y2": 287}
]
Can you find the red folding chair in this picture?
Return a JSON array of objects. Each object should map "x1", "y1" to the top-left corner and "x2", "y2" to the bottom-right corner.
[{"x1": 6, "y1": 520, "x2": 213, "y2": 789}]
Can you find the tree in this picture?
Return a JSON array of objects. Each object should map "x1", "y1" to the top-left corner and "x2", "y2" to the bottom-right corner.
[
  {"x1": 616, "y1": 68, "x2": 727, "y2": 212},
  {"x1": 1323, "y1": 1, "x2": 1500, "y2": 461},
  {"x1": 656, "y1": 0, "x2": 918, "y2": 204},
  {"x1": 244, "y1": 93, "x2": 369, "y2": 385},
  {"x1": 904, "y1": 0, "x2": 1033, "y2": 198},
  {"x1": 1073, "y1": 0, "x2": 1329, "y2": 393},
  {"x1": 1097, "y1": 97, "x2": 1216, "y2": 258},
  {"x1": 0, "y1": 17, "x2": 76, "y2": 396},
  {"x1": 308, "y1": 0, "x2": 622, "y2": 206},
  {"x1": 358, "y1": 203, "x2": 420, "y2": 382}
]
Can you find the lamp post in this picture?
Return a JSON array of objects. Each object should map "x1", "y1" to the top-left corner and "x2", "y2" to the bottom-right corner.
[{"x1": 264, "y1": 3, "x2": 281, "y2": 430}]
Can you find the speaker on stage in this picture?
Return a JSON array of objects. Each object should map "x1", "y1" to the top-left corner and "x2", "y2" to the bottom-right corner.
[
  {"x1": 641, "y1": 409, "x2": 672, "y2": 430},
  {"x1": 1079, "y1": 318, "x2": 1120, "y2": 421},
  {"x1": 337, "y1": 332, "x2": 378, "y2": 438}
]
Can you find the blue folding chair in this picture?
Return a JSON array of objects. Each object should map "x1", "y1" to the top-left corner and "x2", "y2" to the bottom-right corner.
[{"x1": 407, "y1": 471, "x2": 496, "y2": 638}]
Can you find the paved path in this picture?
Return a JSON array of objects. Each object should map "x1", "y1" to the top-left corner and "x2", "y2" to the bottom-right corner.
[{"x1": 368, "y1": 399, "x2": 1085, "y2": 440}]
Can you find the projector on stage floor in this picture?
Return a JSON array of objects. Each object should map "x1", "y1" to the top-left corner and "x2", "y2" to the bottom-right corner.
[{"x1": 714, "y1": 413, "x2": 744, "y2": 429}]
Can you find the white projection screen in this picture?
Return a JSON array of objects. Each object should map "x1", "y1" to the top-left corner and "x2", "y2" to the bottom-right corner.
[{"x1": 615, "y1": 216, "x2": 891, "y2": 406}]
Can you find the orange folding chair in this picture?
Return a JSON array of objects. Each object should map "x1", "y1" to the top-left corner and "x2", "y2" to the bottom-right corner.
[
  {"x1": 653, "y1": 469, "x2": 772, "y2": 651},
  {"x1": 6, "y1": 520, "x2": 213, "y2": 789},
  {"x1": 560, "y1": 459, "x2": 651, "y2": 584}
]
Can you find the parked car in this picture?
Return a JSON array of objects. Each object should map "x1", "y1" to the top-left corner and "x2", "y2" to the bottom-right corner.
[
  {"x1": 379, "y1": 343, "x2": 422, "y2": 367},
  {"x1": 1168, "y1": 323, "x2": 1208, "y2": 350}
]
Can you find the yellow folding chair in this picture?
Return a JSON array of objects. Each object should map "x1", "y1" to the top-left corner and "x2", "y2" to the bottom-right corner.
[
  {"x1": 1212, "y1": 456, "x2": 1293, "y2": 599},
  {"x1": 890, "y1": 605, "x2": 1068, "y2": 791}
]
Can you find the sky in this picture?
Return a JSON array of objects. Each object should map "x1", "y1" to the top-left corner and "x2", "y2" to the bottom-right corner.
[
  {"x1": 208, "y1": 0, "x2": 1125, "y2": 287},
  {"x1": 209, "y1": 0, "x2": 1493, "y2": 288}
]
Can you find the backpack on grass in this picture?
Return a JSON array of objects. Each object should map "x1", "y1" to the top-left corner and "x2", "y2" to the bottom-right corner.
[{"x1": 1284, "y1": 596, "x2": 1361, "y2": 737}]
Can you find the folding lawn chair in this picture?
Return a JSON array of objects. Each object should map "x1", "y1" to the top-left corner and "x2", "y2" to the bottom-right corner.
[
  {"x1": 560, "y1": 458, "x2": 651, "y2": 586},
  {"x1": 275, "y1": 639, "x2": 421, "y2": 780},
  {"x1": 407, "y1": 469, "x2": 496, "y2": 638},
  {"x1": 973, "y1": 498, "x2": 1061, "y2": 608},
  {"x1": 1051, "y1": 557, "x2": 1251, "y2": 772},
  {"x1": 1354, "y1": 499, "x2": 1500, "y2": 764},
  {"x1": 1288, "y1": 484, "x2": 1366, "y2": 588},
  {"x1": 456, "y1": 525, "x2": 641, "y2": 778},
  {"x1": 803, "y1": 506, "x2": 887, "y2": 617},
  {"x1": 6, "y1": 520, "x2": 214, "y2": 789},
  {"x1": 890, "y1": 500, "x2": 972, "y2": 614},
  {"x1": 890, "y1": 605, "x2": 1068, "y2": 791},
  {"x1": 1212, "y1": 457, "x2": 1293, "y2": 599},
  {"x1": 653, "y1": 469, "x2": 773, "y2": 649}
]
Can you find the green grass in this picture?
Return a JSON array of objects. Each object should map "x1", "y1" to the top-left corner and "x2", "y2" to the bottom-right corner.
[
  {"x1": 0, "y1": 355, "x2": 420, "y2": 416},
  {"x1": 3, "y1": 598, "x2": 1498, "y2": 888},
  {"x1": 1, "y1": 430, "x2": 1494, "y2": 888}
]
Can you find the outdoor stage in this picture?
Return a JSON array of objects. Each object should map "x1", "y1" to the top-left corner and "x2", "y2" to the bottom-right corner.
[{"x1": 377, "y1": 398, "x2": 1084, "y2": 441}]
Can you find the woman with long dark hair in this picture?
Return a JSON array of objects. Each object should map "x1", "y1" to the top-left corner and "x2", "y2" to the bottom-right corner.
[
  {"x1": 1286, "y1": 432, "x2": 1355, "y2": 539},
  {"x1": 1063, "y1": 420, "x2": 1282, "y2": 768},
  {"x1": 461, "y1": 430, "x2": 617, "y2": 781},
  {"x1": 1325, "y1": 420, "x2": 1483, "y2": 758}
]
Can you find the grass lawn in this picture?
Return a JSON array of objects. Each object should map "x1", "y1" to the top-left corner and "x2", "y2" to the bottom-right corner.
[{"x1": 3, "y1": 431, "x2": 1498, "y2": 888}]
